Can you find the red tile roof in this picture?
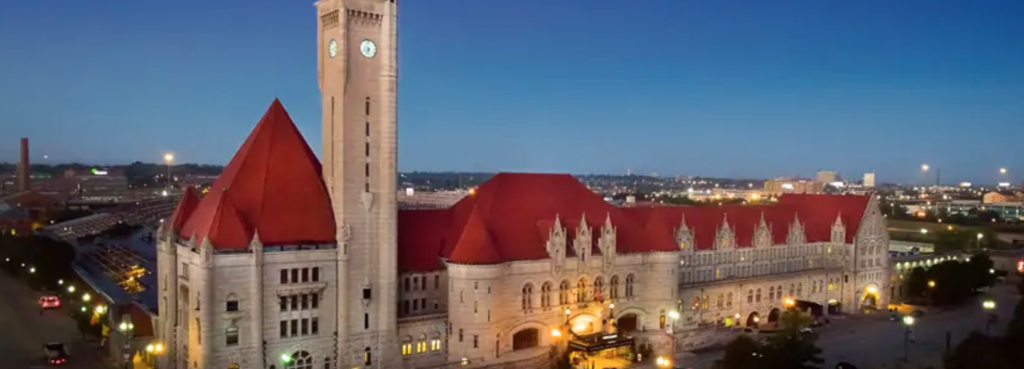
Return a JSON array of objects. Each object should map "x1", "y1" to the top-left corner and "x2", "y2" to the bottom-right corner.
[
  {"x1": 396, "y1": 175, "x2": 874, "y2": 271},
  {"x1": 167, "y1": 187, "x2": 199, "y2": 234},
  {"x1": 178, "y1": 99, "x2": 336, "y2": 249},
  {"x1": 397, "y1": 173, "x2": 675, "y2": 271}
]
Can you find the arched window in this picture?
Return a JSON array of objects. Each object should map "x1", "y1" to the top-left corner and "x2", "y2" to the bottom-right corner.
[
  {"x1": 364, "y1": 347, "x2": 372, "y2": 365},
  {"x1": 747, "y1": 289, "x2": 753, "y2": 304},
  {"x1": 431, "y1": 331, "x2": 442, "y2": 351},
  {"x1": 593, "y1": 277, "x2": 604, "y2": 300},
  {"x1": 540, "y1": 282, "x2": 552, "y2": 309},
  {"x1": 625, "y1": 274, "x2": 635, "y2": 298},
  {"x1": 797, "y1": 283, "x2": 803, "y2": 297},
  {"x1": 558, "y1": 280, "x2": 570, "y2": 305},
  {"x1": 521, "y1": 284, "x2": 533, "y2": 311},
  {"x1": 285, "y1": 351, "x2": 312, "y2": 369},
  {"x1": 609, "y1": 275, "x2": 620, "y2": 299},
  {"x1": 726, "y1": 292, "x2": 734, "y2": 308},
  {"x1": 417, "y1": 333, "x2": 428, "y2": 354},
  {"x1": 716, "y1": 294, "x2": 724, "y2": 308},
  {"x1": 755, "y1": 288, "x2": 762, "y2": 302},
  {"x1": 401, "y1": 336, "x2": 413, "y2": 356},
  {"x1": 576, "y1": 277, "x2": 588, "y2": 303},
  {"x1": 768, "y1": 286, "x2": 775, "y2": 300}
]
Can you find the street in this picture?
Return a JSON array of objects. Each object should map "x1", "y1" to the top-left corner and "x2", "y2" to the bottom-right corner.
[
  {"x1": 0, "y1": 271, "x2": 111, "y2": 369},
  {"x1": 661, "y1": 283, "x2": 1021, "y2": 369}
]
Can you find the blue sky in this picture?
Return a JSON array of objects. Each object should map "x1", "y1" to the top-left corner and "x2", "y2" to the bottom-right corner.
[{"x1": 1, "y1": 0, "x2": 1022, "y2": 184}]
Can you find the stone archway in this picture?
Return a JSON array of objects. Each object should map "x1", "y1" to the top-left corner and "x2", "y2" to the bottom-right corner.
[
  {"x1": 745, "y1": 312, "x2": 761, "y2": 327},
  {"x1": 862, "y1": 294, "x2": 878, "y2": 309},
  {"x1": 767, "y1": 308, "x2": 781, "y2": 324},
  {"x1": 512, "y1": 328, "x2": 539, "y2": 351},
  {"x1": 618, "y1": 313, "x2": 639, "y2": 333}
]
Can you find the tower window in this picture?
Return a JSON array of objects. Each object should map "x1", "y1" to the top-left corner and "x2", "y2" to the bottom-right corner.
[
  {"x1": 364, "y1": 313, "x2": 369, "y2": 330},
  {"x1": 365, "y1": 97, "x2": 371, "y2": 115},
  {"x1": 365, "y1": 163, "x2": 370, "y2": 177},
  {"x1": 365, "y1": 142, "x2": 370, "y2": 156},
  {"x1": 365, "y1": 121, "x2": 370, "y2": 136}
]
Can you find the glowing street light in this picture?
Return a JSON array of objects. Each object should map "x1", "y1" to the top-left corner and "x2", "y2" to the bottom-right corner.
[
  {"x1": 280, "y1": 353, "x2": 292, "y2": 364},
  {"x1": 921, "y1": 164, "x2": 930, "y2": 172},
  {"x1": 784, "y1": 298, "x2": 796, "y2": 307},
  {"x1": 668, "y1": 310, "x2": 681, "y2": 320},
  {"x1": 29, "y1": 267, "x2": 35, "y2": 273},
  {"x1": 67, "y1": 285, "x2": 76, "y2": 293},
  {"x1": 982, "y1": 300, "x2": 996, "y2": 310},
  {"x1": 82, "y1": 293, "x2": 91, "y2": 302},
  {"x1": 57, "y1": 279, "x2": 63, "y2": 285},
  {"x1": 550, "y1": 328, "x2": 561, "y2": 338},
  {"x1": 903, "y1": 315, "x2": 915, "y2": 326}
]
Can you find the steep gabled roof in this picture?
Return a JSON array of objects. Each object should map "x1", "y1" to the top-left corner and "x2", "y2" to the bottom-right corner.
[
  {"x1": 167, "y1": 187, "x2": 200, "y2": 234},
  {"x1": 447, "y1": 206, "x2": 502, "y2": 265},
  {"x1": 178, "y1": 99, "x2": 336, "y2": 249}
]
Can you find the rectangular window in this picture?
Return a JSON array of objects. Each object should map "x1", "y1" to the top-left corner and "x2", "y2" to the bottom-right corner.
[
  {"x1": 413, "y1": 299, "x2": 419, "y2": 311},
  {"x1": 312, "y1": 267, "x2": 320, "y2": 282},
  {"x1": 434, "y1": 275, "x2": 440, "y2": 289},
  {"x1": 459, "y1": 329, "x2": 464, "y2": 342},
  {"x1": 280, "y1": 321, "x2": 287, "y2": 338},
  {"x1": 181, "y1": 263, "x2": 189, "y2": 280},
  {"x1": 280, "y1": 269, "x2": 288, "y2": 284},
  {"x1": 312, "y1": 317, "x2": 319, "y2": 335},
  {"x1": 363, "y1": 287, "x2": 372, "y2": 300},
  {"x1": 421, "y1": 298, "x2": 426, "y2": 311},
  {"x1": 364, "y1": 313, "x2": 369, "y2": 329},
  {"x1": 225, "y1": 326, "x2": 239, "y2": 346},
  {"x1": 290, "y1": 319, "x2": 298, "y2": 336},
  {"x1": 365, "y1": 99, "x2": 371, "y2": 115},
  {"x1": 301, "y1": 268, "x2": 309, "y2": 282},
  {"x1": 404, "y1": 278, "x2": 410, "y2": 292},
  {"x1": 311, "y1": 293, "x2": 319, "y2": 309},
  {"x1": 365, "y1": 122, "x2": 370, "y2": 136},
  {"x1": 402, "y1": 343, "x2": 412, "y2": 356},
  {"x1": 431, "y1": 339, "x2": 441, "y2": 351},
  {"x1": 301, "y1": 318, "x2": 309, "y2": 335},
  {"x1": 226, "y1": 300, "x2": 238, "y2": 312},
  {"x1": 301, "y1": 294, "x2": 309, "y2": 310},
  {"x1": 365, "y1": 142, "x2": 370, "y2": 156},
  {"x1": 291, "y1": 269, "x2": 299, "y2": 283},
  {"x1": 421, "y1": 277, "x2": 426, "y2": 290},
  {"x1": 290, "y1": 295, "x2": 298, "y2": 310},
  {"x1": 279, "y1": 296, "x2": 287, "y2": 312},
  {"x1": 473, "y1": 335, "x2": 479, "y2": 348},
  {"x1": 365, "y1": 163, "x2": 370, "y2": 177}
]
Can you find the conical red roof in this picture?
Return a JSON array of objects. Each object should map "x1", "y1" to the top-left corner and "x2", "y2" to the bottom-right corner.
[
  {"x1": 179, "y1": 99, "x2": 336, "y2": 249},
  {"x1": 167, "y1": 186, "x2": 199, "y2": 234},
  {"x1": 447, "y1": 206, "x2": 503, "y2": 265}
]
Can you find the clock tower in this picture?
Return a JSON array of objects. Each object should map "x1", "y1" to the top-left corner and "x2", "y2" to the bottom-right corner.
[{"x1": 316, "y1": 0, "x2": 398, "y2": 368}]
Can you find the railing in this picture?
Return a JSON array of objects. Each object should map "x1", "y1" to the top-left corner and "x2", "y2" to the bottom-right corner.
[{"x1": 398, "y1": 312, "x2": 448, "y2": 325}]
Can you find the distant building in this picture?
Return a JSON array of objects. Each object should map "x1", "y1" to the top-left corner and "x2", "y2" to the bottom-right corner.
[
  {"x1": 764, "y1": 178, "x2": 825, "y2": 196},
  {"x1": 816, "y1": 171, "x2": 837, "y2": 184},
  {"x1": 863, "y1": 173, "x2": 876, "y2": 188},
  {"x1": 983, "y1": 191, "x2": 1023, "y2": 204}
]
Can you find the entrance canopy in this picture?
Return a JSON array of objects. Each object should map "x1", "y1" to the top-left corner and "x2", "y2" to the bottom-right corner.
[{"x1": 568, "y1": 333, "x2": 634, "y2": 354}]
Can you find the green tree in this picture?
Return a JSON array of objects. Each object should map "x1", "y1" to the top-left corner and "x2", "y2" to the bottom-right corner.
[
  {"x1": 713, "y1": 335, "x2": 762, "y2": 369},
  {"x1": 905, "y1": 266, "x2": 928, "y2": 300},
  {"x1": 780, "y1": 308, "x2": 814, "y2": 329},
  {"x1": 761, "y1": 329, "x2": 824, "y2": 369}
]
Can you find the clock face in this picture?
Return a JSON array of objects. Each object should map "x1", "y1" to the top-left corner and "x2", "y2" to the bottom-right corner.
[
  {"x1": 328, "y1": 39, "x2": 338, "y2": 58},
  {"x1": 360, "y1": 39, "x2": 377, "y2": 58}
]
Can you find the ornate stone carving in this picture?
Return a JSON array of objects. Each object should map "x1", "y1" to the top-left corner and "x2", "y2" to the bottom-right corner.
[
  {"x1": 546, "y1": 214, "x2": 566, "y2": 274},
  {"x1": 715, "y1": 214, "x2": 735, "y2": 250},
  {"x1": 360, "y1": 192, "x2": 374, "y2": 211},
  {"x1": 754, "y1": 212, "x2": 772, "y2": 248},
  {"x1": 676, "y1": 213, "x2": 694, "y2": 253},
  {"x1": 599, "y1": 213, "x2": 617, "y2": 271},
  {"x1": 787, "y1": 213, "x2": 806, "y2": 245},
  {"x1": 340, "y1": 221, "x2": 352, "y2": 245},
  {"x1": 574, "y1": 214, "x2": 592, "y2": 272}
]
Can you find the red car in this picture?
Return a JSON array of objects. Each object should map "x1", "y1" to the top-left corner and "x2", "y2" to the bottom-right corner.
[{"x1": 39, "y1": 295, "x2": 61, "y2": 309}]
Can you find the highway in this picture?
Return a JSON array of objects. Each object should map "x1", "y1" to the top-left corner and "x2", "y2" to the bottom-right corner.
[{"x1": 0, "y1": 271, "x2": 112, "y2": 369}]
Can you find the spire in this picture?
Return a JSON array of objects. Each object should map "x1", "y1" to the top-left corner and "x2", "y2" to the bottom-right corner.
[
  {"x1": 579, "y1": 213, "x2": 589, "y2": 231},
  {"x1": 678, "y1": 213, "x2": 689, "y2": 232}
]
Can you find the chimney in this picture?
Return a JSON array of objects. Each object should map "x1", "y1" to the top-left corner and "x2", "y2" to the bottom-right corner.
[{"x1": 17, "y1": 138, "x2": 30, "y2": 192}]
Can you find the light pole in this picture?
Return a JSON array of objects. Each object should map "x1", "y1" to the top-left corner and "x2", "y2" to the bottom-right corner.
[
  {"x1": 982, "y1": 300, "x2": 997, "y2": 335},
  {"x1": 119, "y1": 315, "x2": 135, "y2": 369},
  {"x1": 163, "y1": 153, "x2": 174, "y2": 189},
  {"x1": 902, "y1": 315, "x2": 915, "y2": 363}
]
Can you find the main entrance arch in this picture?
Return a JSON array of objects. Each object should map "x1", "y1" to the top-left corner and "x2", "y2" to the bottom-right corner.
[
  {"x1": 767, "y1": 308, "x2": 781, "y2": 324},
  {"x1": 512, "y1": 328, "x2": 539, "y2": 351},
  {"x1": 745, "y1": 312, "x2": 760, "y2": 327},
  {"x1": 617, "y1": 314, "x2": 638, "y2": 333}
]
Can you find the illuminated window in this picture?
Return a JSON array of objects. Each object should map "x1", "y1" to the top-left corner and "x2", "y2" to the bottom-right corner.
[{"x1": 417, "y1": 334, "x2": 428, "y2": 353}]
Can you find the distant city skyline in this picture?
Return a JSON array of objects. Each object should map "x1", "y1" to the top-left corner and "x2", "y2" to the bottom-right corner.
[{"x1": 1, "y1": 0, "x2": 1022, "y2": 183}]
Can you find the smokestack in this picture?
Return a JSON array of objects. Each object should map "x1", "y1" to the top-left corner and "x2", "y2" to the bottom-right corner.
[{"x1": 17, "y1": 138, "x2": 30, "y2": 192}]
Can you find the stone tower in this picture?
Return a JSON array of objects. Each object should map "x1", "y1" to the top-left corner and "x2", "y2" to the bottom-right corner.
[{"x1": 316, "y1": 0, "x2": 399, "y2": 367}]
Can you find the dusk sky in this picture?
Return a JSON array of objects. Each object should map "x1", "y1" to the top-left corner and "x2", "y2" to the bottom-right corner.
[{"x1": 1, "y1": 0, "x2": 1022, "y2": 184}]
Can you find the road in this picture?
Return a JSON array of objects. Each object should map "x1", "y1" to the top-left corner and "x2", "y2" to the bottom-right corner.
[
  {"x1": 0, "y1": 271, "x2": 112, "y2": 369},
  {"x1": 652, "y1": 283, "x2": 1021, "y2": 369}
]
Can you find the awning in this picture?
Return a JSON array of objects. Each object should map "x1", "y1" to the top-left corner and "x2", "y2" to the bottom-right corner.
[{"x1": 568, "y1": 335, "x2": 634, "y2": 353}]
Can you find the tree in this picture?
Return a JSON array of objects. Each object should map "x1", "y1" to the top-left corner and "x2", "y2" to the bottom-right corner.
[
  {"x1": 780, "y1": 308, "x2": 814, "y2": 329},
  {"x1": 761, "y1": 329, "x2": 824, "y2": 369},
  {"x1": 944, "y1": 332, "x2": 1014, "y2": 369},
  {"x1": 905, "y1": 267, "x2": 928, "y2": 300},
  {"x1": 713, "y1": 335, "x2": 762, "y2": 369}
]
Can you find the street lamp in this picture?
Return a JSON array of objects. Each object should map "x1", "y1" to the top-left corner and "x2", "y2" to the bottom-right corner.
[
  {"x1": 902, "y1": 315, "x2": 915, "y2": 362},
  {"x1": 163, "y1": 153, "x2": 174, "y2": 189},
  {"x1": 983, "y1": 300, "x2": 997, "y2": 335},
  {"x1": 928, "y1": 280, "x2": 936, "y2": 289},
  {"x1": 82, "y1": 293, "x2": 91, "y2": 302}
]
